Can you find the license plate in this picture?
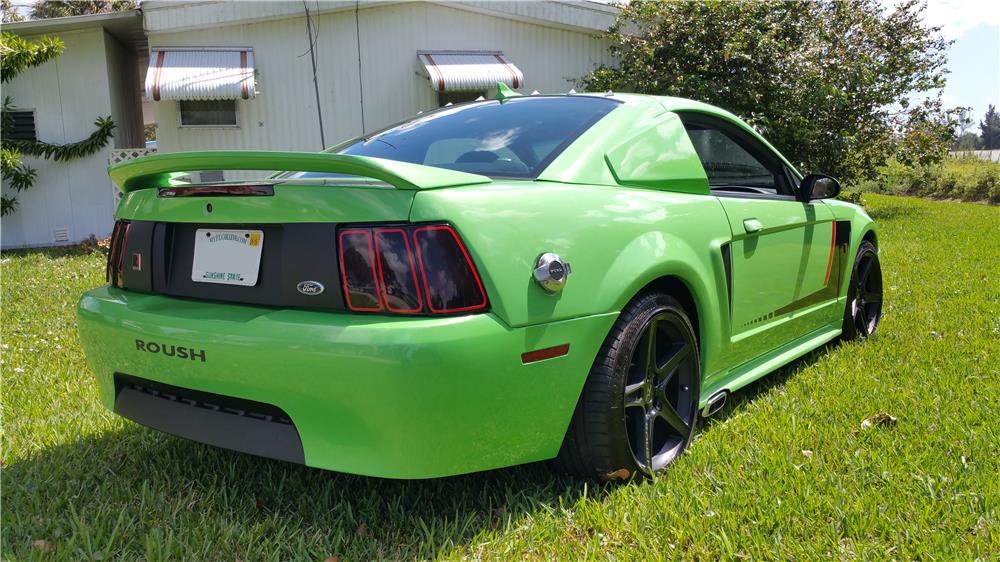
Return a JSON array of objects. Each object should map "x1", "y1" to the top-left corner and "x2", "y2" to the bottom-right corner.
[{"x1": 192, "y1": 229, "x2": 264, "y2": 286}]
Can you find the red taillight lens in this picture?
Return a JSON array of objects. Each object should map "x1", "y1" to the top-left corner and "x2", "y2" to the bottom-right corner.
[
  {"x1": 413, "y1": 225, "x2": 488, "y2": 314},
  {"x1": 106, "y1": 220, "x2": 130, "y2": 287},
  {"x1": 374, "y1": 229, "x2": 423, "y2": 313},
  {"x1": 338, "y1": 224, "x2": 488, "y2": 315},
  {"x1": 338, "y1": 229, "x2": 383, "y2": 311}
]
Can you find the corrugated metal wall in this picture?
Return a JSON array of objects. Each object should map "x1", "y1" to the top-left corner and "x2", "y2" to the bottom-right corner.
[{"x1": 149, "y1": 2, "x2": 613, "y2": 155}]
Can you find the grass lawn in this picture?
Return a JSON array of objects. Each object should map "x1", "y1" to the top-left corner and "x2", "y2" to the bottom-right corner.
[{"x1": 3, "y1": 194, "x2": 998, "y2": 560}]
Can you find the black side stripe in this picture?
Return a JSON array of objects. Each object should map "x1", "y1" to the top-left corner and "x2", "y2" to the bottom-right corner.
[{"x1": 721, "y1": 243, "x2": 733, "y2": 320}]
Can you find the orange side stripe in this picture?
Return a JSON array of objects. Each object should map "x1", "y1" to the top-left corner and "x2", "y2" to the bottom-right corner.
[{"x1": 823, "y1": 221, "x2": 836, "y2": 285}]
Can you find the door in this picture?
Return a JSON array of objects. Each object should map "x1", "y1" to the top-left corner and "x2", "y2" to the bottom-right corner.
[{"x1": 679, "y1": 113, "x2": 838, "y2": 368}]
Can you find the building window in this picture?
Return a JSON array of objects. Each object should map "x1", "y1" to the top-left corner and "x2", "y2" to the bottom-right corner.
[
  {"x1": 7, "y1": 110, "x2": 37, "y2": 141},
  {"x1": 178, "y1": 100, "x2": 238, "y2": 127},
  {"x1": 437, "y1": 91, "x2": 485, "y2": 107}
]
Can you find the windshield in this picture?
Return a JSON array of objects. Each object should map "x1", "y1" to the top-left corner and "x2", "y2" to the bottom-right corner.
[{"x1": 294, "y1": 96, "x2": 620, "y2": 180}]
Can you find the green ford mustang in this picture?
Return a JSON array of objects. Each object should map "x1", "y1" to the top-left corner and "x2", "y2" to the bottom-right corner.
[{"x1": 77, "y1": 90, "x2": 883, "y2": 479}]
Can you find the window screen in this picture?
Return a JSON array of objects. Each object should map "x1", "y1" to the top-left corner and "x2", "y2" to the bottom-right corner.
[
  {"x1": 437, "y1": 91, "x2": 485, "y2": 107},
  {"x1": 179, "y1": 100, "x2": 238, "y2": 127}
]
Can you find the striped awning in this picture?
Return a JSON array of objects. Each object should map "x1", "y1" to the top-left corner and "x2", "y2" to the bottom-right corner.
[
  {"x1": 418, "y1": 51, "x2": 524, "y2": 92},
  {"x1": 145, "y1": 48, "x2": 256, "y2": 101}
]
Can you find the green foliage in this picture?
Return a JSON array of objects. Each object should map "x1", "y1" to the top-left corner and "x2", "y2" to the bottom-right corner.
[
  {"x1": 8, "y1": 116, "x2": 116, "y2": 161},
  {"x1": 29, "y1": 0, "x2": 136, "y2": 20},
  {"x1": 1, "y1": 0, "x2": 24, "y2": 23},
  {"x1": 0, "y1": 146, "x2": 37, "y2": 215},
  {"x1": 584, "y1": 0, "x2": 957, "y2": 182},
  {"x1": 0, "y1": 35, "x2": 114, "y2": 216},
  {"x1": 852, "y1": 155, "x2": 1000, "y2": 203},
  {"x1": 837, "y1": 190, "x2": 866, "y2": 207},
  {"x1": 979, "y1": 105, "x2": 1000, "y2": 149},
  {"x1": 0, "y1": 31, "x2": 63, "y2": 82},
  {"x1": 953, "y1": 131, "x2": 982, "y2": 151}
]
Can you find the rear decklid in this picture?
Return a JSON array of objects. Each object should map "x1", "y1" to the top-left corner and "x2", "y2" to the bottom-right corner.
[{"x1": 107, "y1": 151, "x2": 491, "y2": 312}]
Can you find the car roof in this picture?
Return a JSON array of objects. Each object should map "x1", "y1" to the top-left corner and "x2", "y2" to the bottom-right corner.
[{"x1": 566, "y1": 92, "x2": 747, "y2": 124}]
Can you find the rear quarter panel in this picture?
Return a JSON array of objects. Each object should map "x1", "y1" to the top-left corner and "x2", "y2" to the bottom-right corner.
[{"x1": 409, "y1": 183, "x2": 735, "y2": 378}]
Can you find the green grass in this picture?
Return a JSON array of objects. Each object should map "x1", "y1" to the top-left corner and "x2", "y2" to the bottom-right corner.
[{"x1": 3, "y1": 194, "x2": 999, "y2": 560}]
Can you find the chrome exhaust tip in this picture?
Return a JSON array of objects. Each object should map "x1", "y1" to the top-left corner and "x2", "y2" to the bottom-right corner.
[{"x1": 701, "y1": 391, "x2": 728, "y2": 418}]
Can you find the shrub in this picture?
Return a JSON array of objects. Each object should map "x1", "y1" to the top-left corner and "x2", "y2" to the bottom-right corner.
[{"x1": 850, "y1": 156, "x2": 1000, "y2": 204}]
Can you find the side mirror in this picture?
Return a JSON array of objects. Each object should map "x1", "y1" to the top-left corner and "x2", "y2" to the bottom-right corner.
[{"x1": 799, "y1": 174, "x2": 841, "y2": 201}]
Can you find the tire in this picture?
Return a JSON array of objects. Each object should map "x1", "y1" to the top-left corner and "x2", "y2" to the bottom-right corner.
[
  {"x1": 555, "y1": 291, "x2": 700, "y2": 480},
  {"x1": 841, "y1": 240, "x2": 883, "y2": 340}
]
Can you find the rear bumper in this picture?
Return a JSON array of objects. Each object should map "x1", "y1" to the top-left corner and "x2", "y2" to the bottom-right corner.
[{"x1": 77, "y1": 287, "x2": 617, "y2": 478}]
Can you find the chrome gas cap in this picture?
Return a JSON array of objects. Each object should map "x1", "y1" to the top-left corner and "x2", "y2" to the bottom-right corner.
[{"x1": 533, "y1": 253, "x2": 572, "y2": 293}]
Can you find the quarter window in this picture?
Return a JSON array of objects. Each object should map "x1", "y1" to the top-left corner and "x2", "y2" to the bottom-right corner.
[{"x1": 179, "y1": 100, "x2": 238, "y2": 127}]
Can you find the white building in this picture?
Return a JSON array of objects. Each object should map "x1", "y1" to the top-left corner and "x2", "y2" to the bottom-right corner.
[
  {"x1": 143, "y1": 1, "x2": 616, "y2": 156},
  {"x1": 2, "y1": 1, "x2": 615, "y2": 248},
  {"x1": 1, "y1": 11, "x2": 146, "y2": 249}
]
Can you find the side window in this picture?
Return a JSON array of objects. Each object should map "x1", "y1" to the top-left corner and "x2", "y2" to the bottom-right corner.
[
  {"x1": 685, "y1": 128, "x2": 775, "y2": 190},
  {"x1": 678, "y1": 113, "x2": 792, "y2": 197}
]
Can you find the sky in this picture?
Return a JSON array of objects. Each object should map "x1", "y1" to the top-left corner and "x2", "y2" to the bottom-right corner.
[{"x1": 919, "y1": 0, "x2": 1000, "y2": 127}]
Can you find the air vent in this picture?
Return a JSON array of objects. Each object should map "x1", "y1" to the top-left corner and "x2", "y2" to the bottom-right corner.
[
  {"x1": 7, "y1": 110, "x2": 36, "y2": 141},
  {"x1": 53, "y1": 228, "x2": 69, "y2": 243}
]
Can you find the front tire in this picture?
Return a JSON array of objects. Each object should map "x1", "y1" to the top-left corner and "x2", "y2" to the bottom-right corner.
[
  {"x1": 841, "y1": 240, "x2": 883, "y2": 340},
  {"x1": 555, "y1": 292, "x2": 700, "y2": 479}
]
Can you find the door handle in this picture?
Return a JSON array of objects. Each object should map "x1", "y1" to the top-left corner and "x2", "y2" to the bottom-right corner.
[{"x1": 743, "y1": 218, "x2": 763, "y2": 233}]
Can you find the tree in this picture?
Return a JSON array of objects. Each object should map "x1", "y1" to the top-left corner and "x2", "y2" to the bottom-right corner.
[
  {"x1": 953, "y1": 132, "x2": 981, "y2": 151},
  {"x1": 1, "y1": 32, "x2": 115, "y2": 216},
  {"x1": 979, "y1": 105, "x2": 1000, "y2": 150},
  {"x1": 30, "y1": 0, "x2": 136, "y2": 20},
  {"x1": 583, "y1": 0, "x2": 957, "y2": 181},
  {"x1": 1, "y1": 0, "x2": 24, "y2": 23}
]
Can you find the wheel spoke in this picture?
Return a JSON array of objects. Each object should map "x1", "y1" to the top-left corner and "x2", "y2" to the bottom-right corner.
[
  {"x1": 641, "y1": 411, "x2": 655, "y2": 468},
  {"x1": 858, "y1": 256, "x2": 873, "y2": 286},
  {"x1": 657, "y1": 401, "x2": 690, "y2": 437},
  {"x1": 862, "y1": 289, "x2": 881, "y2": 303},
  {"x1": 854, "y1": 305, "x2": 869, "y2": 333},
  {"x1": 624, "y1": 382, "x2": 646, "y2": 409},
  {"x1": 642, "y1": 320, "x2": 658, "y2": 373},
  {"x1": 655, "y1": 342, "x2": 691, "y2": 380}
]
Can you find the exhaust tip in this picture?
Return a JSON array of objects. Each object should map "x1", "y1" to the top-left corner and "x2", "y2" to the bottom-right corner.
[{"x1": 701, "y1": 391, "x2": 728, "y2": 418}]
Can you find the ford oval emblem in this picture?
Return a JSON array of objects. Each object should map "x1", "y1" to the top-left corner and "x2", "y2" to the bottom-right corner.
[{"x1": 296, "y1": 280, "x2": 325, "y2": 296}]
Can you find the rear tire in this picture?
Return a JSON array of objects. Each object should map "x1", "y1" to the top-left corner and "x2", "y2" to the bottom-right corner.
[
  {"x1": 841, "y1": 240, "x2": 883, "y2": 340},
  {"x1": 555, "y1": 292, "x2": 700, "y2": 480}
]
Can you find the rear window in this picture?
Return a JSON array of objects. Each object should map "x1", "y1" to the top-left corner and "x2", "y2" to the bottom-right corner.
[{"x1": 324, "y1": 96, "x2": 620, "y2": 179}]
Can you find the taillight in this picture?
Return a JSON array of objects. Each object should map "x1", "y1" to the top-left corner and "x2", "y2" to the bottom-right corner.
[
  {"x1": 106, "y1": 220, "x2": 130, "y2": 287},
  {"x1": 338, "y1": 224, "x2": 488, "y2": 315}
]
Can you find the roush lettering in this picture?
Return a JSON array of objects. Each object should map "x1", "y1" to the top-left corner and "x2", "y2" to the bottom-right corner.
[{"x1": 135, "y1": 339, "x2": 207, "y2": 362}]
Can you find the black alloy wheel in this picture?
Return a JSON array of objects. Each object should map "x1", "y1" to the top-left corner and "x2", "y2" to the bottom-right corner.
[
  {"x1": 622, "y1": 310, "x2": 698, "y2": 473},
  {"x1": 843, "y1": 240, "x2": 883, "y2": 339},
  {"x1": 555, "y1": 292, "x2": 700, "y2": 479}
]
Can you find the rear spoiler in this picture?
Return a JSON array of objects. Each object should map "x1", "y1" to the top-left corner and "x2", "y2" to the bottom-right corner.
[{"x1": 108, "y1": 150, "x2": 492, "y2": 193}]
